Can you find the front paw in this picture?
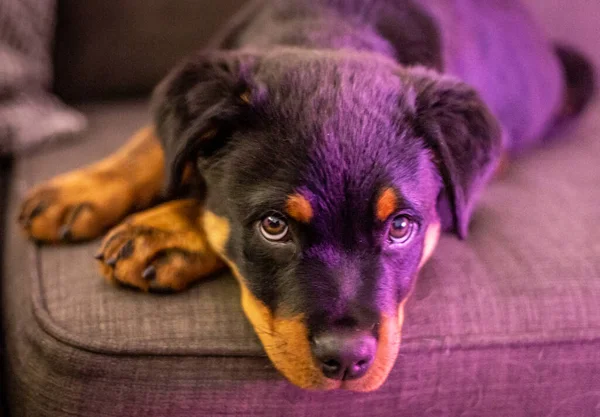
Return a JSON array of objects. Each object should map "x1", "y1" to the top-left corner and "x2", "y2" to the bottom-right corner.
[
  {"x1": 19, "y1": 172, "x2": 133, "y2": 243},
  {"x1": 96, "y1": 212, "x2": 223, "y2": 292}
]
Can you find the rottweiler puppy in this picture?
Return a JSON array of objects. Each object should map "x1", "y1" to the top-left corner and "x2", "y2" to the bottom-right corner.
[{"x1": 19, "y1": 0, "x2": 594, "y2": 391}]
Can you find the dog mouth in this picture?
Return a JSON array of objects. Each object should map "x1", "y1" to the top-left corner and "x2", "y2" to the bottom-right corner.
[{"x1": 240, "y1": 282, "x2": 405, "y2": 391}]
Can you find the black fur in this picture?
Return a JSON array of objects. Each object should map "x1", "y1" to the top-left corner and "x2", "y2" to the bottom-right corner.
[{"x1": 555, "y1": 44, "x2": 596, "y2": 116}]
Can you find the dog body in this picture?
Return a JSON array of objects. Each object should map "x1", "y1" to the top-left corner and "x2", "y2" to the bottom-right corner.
[
  {"x1": 20, "y1": 0, "x2": 594, "y2": 391},
  {"x1": 213, "y1": 0, "x2": 565, "y2": 150}
]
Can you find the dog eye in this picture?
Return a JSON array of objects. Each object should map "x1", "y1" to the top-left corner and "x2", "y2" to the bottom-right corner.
[
  {"x1": 389, "y1": 215, "x2": 415, "y2": 244},
  {"x1": 259, "y1": 214, "x2": 289, "y2": 241}
]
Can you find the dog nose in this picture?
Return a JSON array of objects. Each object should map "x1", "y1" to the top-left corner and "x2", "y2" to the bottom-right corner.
[{"x1": 311, "y1": 329, "x2": 377, "y2": 380}]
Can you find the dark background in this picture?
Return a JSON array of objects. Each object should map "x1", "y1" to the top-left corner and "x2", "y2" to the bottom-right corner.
[{"x1": 0, "y1": 156, "x2": 12, "y2": 416}]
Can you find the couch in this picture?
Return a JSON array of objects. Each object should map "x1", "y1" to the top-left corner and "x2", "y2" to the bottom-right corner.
[{"x1": 2, "y1": 1, "x2": 599, "y2": 416}]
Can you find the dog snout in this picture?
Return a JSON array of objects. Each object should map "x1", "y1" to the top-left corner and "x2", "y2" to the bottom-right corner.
[{"x1": 311, "y1": 329, "x2": 377, "y2": 380}]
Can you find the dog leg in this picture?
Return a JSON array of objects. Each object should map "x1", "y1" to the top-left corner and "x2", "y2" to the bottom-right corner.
[
  {"x1": 96, "y1": 199, "x2": 225, "y2": 292},
  {"x1": 19, "y1": 127, "x2": 164, "y2": 242}
]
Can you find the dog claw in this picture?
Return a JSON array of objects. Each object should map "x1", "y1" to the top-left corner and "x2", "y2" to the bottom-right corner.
[
  {"x1": 142, "y1": 265, "x2": 156, "y2": 281},
  {"x1": 23, "y1": 201, "x2": 48, "y2": 227},
  {"x1": 59, "y1": 203, "x2": 92, "y2": 241},
  {"x1": 143, "y1": 265, "x2": 176, "y2": 293},
  {"x1": 94, "y1": 252, "x2": 104, "y2": 261},
  {"x1": 104, "y1": 239, "x2": 135, "y2": 267},
  {"x1": 58, "y1": 225, "x2": 72, "y2": 241}
]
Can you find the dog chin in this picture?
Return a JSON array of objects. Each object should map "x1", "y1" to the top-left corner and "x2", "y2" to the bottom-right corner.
[{"x1": 241, "y1": 281, "x2": 406, "y2": 392}]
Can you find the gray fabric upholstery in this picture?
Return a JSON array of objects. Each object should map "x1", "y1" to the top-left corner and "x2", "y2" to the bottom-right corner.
[{"x1": 3, "y1": 92, "x2": 600, "y2": 415}]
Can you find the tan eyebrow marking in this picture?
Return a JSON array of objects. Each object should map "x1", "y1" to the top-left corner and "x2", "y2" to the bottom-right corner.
[
  {"x1": 285, "y1": 193, "x2": 313, "y2": 223},
  {"x1": 239, "y1": 89, "x2": 251, "y2": 104},
  {"x1": 376, "y1": 188, "x2": 398, "y2": 221}
]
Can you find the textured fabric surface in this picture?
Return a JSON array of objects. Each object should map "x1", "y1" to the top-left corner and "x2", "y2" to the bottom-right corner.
[
  {"x1": 4, "y1": 97, "x2": 600, "y2": 416},
  {"x1": 53, "y1": 0, "x2": 248, "y2": 100},
  {"x1": 0, "y1": 0, "x2": 86, "y2": 155}
]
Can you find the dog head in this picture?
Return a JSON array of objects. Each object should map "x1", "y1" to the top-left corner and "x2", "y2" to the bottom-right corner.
[{"x1": 152, "y1": 48, "x2": 502, "y2": 391}]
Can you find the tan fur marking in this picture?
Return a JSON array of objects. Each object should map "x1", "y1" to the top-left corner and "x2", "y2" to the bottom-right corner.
[
  {"x1": 418, "y1": 221, "x2": 441, "y2": 270},
  {"x1": 493, "y1": 151, "x2": 510, "y2": 179},
  {"x1": 239, "y1": 90, "x2": 252, "y2": 104},
  {"x1": 178, "y1": 132, "x2": 215, "y2": 184},
  {"x1": 181, "y1": 163, "x2": 195, "y2": 185},
  {"x1": 285, "y1": 193, "x2": 314, "y2": 223},
  {"x1": 201, "y1": 210, "x2": 231, "y2": 255},
  {"x1": 201, "y1": 128, "x2": 218, "y2": 140},
  {"x1": 376, "y1": 188, "x2": 398, "y2": 221}
]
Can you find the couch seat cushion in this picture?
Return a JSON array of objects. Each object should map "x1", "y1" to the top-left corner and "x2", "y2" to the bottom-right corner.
[{"x1": 3, "y1": 98, "x2": 600, "y2": 416}]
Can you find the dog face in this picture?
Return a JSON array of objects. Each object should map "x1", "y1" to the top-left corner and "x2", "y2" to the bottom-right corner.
[{"x1": 153, "y1": 49, "x2": 502, "y2": 390}]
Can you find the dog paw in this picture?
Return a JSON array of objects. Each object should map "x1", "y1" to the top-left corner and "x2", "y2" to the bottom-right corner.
[
  {"x1": 19, "y1": 171, "x2": 135, "y2": 243},
  {"x1": 96, "y1": 200, "x2": 224, "y2": 292}
]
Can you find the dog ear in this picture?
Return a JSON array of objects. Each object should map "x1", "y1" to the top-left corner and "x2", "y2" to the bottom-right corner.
[
  {"x1": 151, "y1": 51, "x2": 260, "y2": 197},
  {"x1": 402, "y1": 67, "x2": 504, "y2": 238}
]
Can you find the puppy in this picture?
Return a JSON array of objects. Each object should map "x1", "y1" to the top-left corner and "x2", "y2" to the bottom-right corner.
[{"x1": 19, "y1": 0, "x2": 594, "y2": 391}]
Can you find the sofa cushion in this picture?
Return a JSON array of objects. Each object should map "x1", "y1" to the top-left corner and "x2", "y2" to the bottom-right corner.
[{"x1": 3, "y1": 90, "x2": 600, "y2": 415}]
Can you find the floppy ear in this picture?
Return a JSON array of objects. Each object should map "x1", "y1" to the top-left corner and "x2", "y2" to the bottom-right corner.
[
  {"x1": 151, "y1": 50, "x2": 261, "y2": 197},
  {"x1": 403, "y1": 67, "x2": 504, "y2": 238}
]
